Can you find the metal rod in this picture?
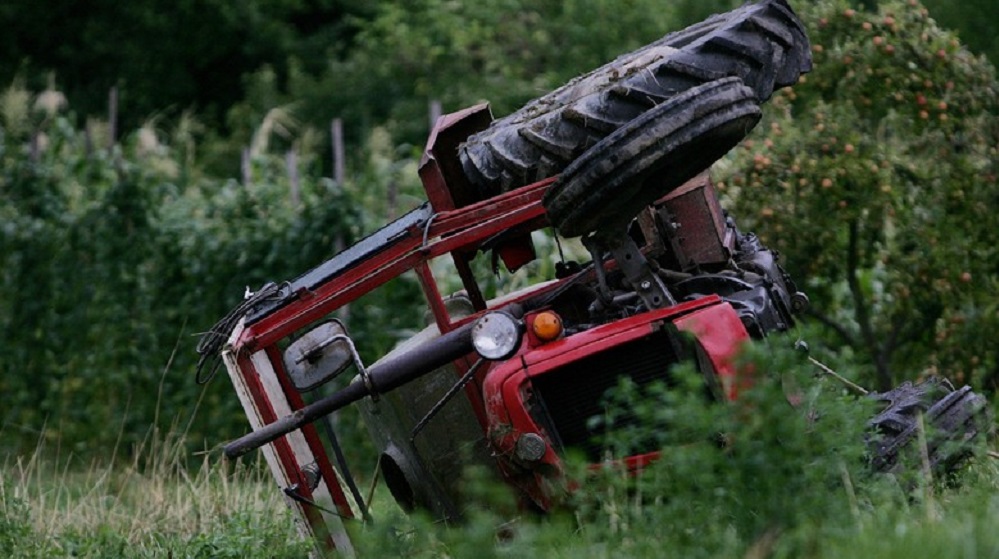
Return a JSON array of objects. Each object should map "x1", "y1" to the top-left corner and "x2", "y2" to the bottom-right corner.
[
  {"x1": 321, "y1": 414, "x2": 371, "y2": 522},
  {"x1": 808, "y1": 356, "x2": 869, "y2": 396},
  {"x1": 410, "y1": 358, "x2": 485, "y2": 443}
]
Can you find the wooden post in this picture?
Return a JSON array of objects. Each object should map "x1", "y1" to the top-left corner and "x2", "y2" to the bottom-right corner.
[
  {"x1": 387, "y1": 180, "x2": 397, "y2": 220},
  {"x1": 29, "y1": 131, "x2": 40, "y2": 162},
  {"x1": 330, "y1": 117, "x2": 349, "y2": 322},
  {"x1": 108, "y1": 86, "x2": 118, "y2": 148},
  {"x1": 84, "y1": 120, "x2": 93, "y2": 157},
  {"x1": 429, "y1": 99, "x2": 442, "y2": 130},
  {"x1": 331, "y1": 118, "x2": 345, "y2": 185},
  {"x1": 241, "y1": 147, "x2": 251, "y2": 187},
  {"x1": 286, "y1": 149, "x2": 300, "y2": 207}
]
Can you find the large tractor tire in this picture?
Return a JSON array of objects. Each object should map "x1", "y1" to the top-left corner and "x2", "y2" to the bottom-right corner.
[
  {"x1": 867, "y1": 378, "x2": 991, "y2": 476},
  {"x1": 458, "y1": 0, "x2": 810, "y2": 199},
  {"x1": 542, "y1": 77, "x2": 761, "y2": 237}
]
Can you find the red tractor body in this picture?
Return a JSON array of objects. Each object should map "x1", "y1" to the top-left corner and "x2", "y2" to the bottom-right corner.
[
  {"x1": 213, "y1": 106, "x2": 796, "y2": 555},
  {"x1": 204, "y1": 4, "x2": 989, "y2": 555}
]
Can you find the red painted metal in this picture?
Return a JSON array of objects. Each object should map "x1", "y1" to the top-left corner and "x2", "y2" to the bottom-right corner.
[
  {"x1": 235, "y1": 178, "x2": 552, "y2": 352},
  {"x1": 588, "y1": 451, "x2": 663, "y2": 474},
  {"x1": 233, "y1": 350, "x2": 338, "y2": 553},
  {"x1": 656, "y1": 173, "x2": 734, "y2": 270},
  {"x1": 265, "y1": 345, "x2": 355, "y2": 518},
  {"x1": 419, "y1": 103, "x2": 493, "y2": 211},
  {"x1": 227, "y1": 178, "x2": 557, "y2": 449},
  {"x1": 520, "y1": 296, "x2": 722, "y2": 369},
  {"x1": 414, "y1": 261, "x2": 452, "y2": 334},
  {"x1": 219, "y1": 103, "x2": 775, "y2": 549},
  {"x1": 674, "y1": 302, "x2": 752, "y2": 401},
  {"x1": 480, "y1": 296, "x2": 745, "y2": 509}
]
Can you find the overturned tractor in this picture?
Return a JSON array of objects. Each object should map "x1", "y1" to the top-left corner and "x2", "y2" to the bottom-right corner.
[{"x1": 197, "y1": 1, "x2": 990, "y2": 555}]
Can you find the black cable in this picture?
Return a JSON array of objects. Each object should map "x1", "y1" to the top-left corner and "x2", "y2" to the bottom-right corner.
[
  {"x1": 194, "y1": 282, "x2": 288, "y2": 384},
  {"x1": 283, "y1": 484, "x2": 353, "y2": 521}
]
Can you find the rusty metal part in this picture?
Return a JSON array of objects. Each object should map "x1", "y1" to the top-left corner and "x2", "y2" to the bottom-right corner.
[
  {"x1": 584, "y1": 233, "x2": 676, "y2": 311},
  {"x1": 654, "y1": 173, "x2": 735, "y2": 271}
]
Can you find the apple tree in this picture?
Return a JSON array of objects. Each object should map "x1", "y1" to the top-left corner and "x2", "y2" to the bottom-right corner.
[{"x1": 719, "y1": 0, "x2": 999, "y2": 390}]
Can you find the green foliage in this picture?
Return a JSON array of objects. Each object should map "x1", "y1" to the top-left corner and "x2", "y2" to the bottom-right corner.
[
  {"x1": 719, "y1": 0, "x2": 999, "y2": 389},
  {"x1": 0, "y1": 84, "x2": 378, "y2": 457},
  {"x1": 350, "y1": 336, "x2": 996, "y2": 557},
  {"x1": 0, "y1": 0, "x2": 995, "y2": 517},
  {"x1": 0, "y1": 0, "x2": 376, "y2": 131},
  {"x1": 0, "y1": 480, "x2": 42, "y2": 557},
  {"x1": 234, "y1": 0, "x2": 741, "y2": 154},
  {"x1": 3, "y1": 0, "x2": 995, "y2": 179},
  {"x1": 815, "y1": 464, "x2": 999, "y2": 558},
  {"x1": 923, "y1": 0, "x2": 999, "y2": 65},
  {"x1": 574, "y1": 340, "x2": 874, "y2": 557},
  {"x1": 2, "y1": 332, "x2": 995, "y2": 558},
  {"x1": 41, "y1": 511, "x2": 309, "y2": 559}
]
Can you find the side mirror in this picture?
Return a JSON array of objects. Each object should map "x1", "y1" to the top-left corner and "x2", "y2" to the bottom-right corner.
[{"x1": 284, "y1": 320, "x2": 360, "y2": 391}]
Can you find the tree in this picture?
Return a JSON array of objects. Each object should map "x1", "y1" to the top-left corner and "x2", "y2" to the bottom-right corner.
[
  {"x1": 261, "y1": 0, "x2": 742, "y2": 151},
  {"x1": 719, "y1": 0, "x2": 999, "y2": 390}
]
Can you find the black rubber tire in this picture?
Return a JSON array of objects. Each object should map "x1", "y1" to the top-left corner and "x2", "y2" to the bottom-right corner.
[
  {"x1": 867, "y1": 378, "x2": 991, "y2": 476},
  {"x1": 543, "y1": 77, "x2": 761, "y2": 237},
  {"x1": 458, "y1": 0, "x2": 810, "y2": 198}
]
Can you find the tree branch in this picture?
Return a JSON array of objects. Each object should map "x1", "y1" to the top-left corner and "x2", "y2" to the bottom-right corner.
[
  {"x1": 803, "y1": 307, "x2": 858, "y2": 348},
  {"x1": 876, "y1": 312, "x2": 907, "y2": 377},
  {"x1": 846, "y1": 219, "x2": 890, "y2": 390}
]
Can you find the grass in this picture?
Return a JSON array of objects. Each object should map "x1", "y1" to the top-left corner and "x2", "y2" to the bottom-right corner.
[
  {"x1": 0, "y1": 429, "x2": 309, "y2": 558},
  {"x1": 3, "y1": 346, "x2": 998, "y2": 558}
]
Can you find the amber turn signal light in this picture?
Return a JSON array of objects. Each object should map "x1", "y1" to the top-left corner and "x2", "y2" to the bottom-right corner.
[{"x1": 532, "y1": 311, "x2": 563, "y2": 342}]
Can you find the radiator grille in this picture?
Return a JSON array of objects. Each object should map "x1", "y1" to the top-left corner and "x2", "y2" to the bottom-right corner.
[{"x1": 529, "y1": 330, "x2": 684, "y2": 461}]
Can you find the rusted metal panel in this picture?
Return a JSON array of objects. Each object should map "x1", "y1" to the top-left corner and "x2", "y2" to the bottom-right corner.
[
  {"x1": 420, "y1": 103, "x2": 494, "y2": 211},
  {"x1": 656, "y1": 172, "x2": 734, "y2": 270}
]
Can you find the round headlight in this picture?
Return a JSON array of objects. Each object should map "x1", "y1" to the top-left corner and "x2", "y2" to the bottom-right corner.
[{"x1": 471, "y1": 312, "x2": 523, "y2": 360}]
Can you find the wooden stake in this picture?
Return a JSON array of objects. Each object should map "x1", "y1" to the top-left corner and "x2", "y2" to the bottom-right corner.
[
  {"x1": 331, "y1": 118, "x2": 345, "y2": 185},
  {"x1": 808, "y1": 356, "x2": 869, "y2": 396},
  {"x1": 286, "y1": 149, "x2": 300, "y2": 207},
  {"x1": 428, "y1": 99, "x2": 442, "y2": 130},
  {"x1": 241, "y1": 147, "x2": 251, "y2": 187},
  {"x1": 108, "y1": 86, "x2": 118, "y2": 148}
]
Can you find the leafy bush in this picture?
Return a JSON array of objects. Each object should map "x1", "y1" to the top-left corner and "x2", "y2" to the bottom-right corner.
[
  {"x1": 0, "y1": 92, "x2": 388, "y2": 458},
  {"x1": 571, "y1": 339, "x2": 872, "y2": 557},
  {"x1": 0, "y1": 480, "x2": 43, "y2": 557}
]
